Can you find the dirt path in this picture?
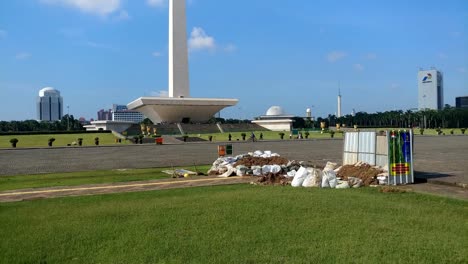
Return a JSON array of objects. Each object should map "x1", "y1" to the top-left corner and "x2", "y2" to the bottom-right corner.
[{"x1": 0, "y1": 176, "x2": 254, "y2": 203}]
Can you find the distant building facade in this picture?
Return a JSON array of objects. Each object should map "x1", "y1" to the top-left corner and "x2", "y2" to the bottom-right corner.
[
  {"x1": 97, "y1": 109, "x2": 112, "y2": 121},
  {"x1": 37, "y1": 87, "x2": 63, "y2": 121},
  {"x1": 112, "y1": 111, "x2": 145, "y2": 123},
  {"x1": 418, "y1": 69, "x2": 444, "y2": 110},
  {"x1": 456, "y1": 96, "x2": 468, "y2": 109},
  {"x1": 113, "y1": 104, "x2": 128, "y2": 112},
  {"x1": 111, "y1": 104, "x2": 145, "y2": 123}
]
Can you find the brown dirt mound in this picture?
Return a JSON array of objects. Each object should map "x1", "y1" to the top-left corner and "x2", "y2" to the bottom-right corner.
[
  {"x1": 234, "y1": 156, "x2": 289, "y2": 167},
  {"x1": 257, "y1": 173, "x2": 291, "y2": 186},
  {"x1": 336, "y1": 164, "x2": 382, "y2": 186}
]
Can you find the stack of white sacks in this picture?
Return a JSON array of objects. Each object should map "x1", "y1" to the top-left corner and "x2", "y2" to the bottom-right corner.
[{"x1": 290, "y1": 162, "x2": 363, "y2": 189}]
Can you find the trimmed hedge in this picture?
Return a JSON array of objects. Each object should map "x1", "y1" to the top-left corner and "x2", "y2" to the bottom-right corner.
[{"x1": 0, "y1": 130, "x2": 112, "y2": 136}]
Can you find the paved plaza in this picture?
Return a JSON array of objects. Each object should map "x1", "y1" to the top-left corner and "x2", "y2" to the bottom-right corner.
[{"x1": 0, "y1": 137, "x2": 467, "y2": 187}]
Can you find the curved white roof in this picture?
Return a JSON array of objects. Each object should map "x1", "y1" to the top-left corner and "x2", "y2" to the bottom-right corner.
[
  {"x1": 39, "y1": 87, "x2": 60, "y2": 97},
  {"x1": 266, "y1": 106, "x2": 286, "y2": 116}
]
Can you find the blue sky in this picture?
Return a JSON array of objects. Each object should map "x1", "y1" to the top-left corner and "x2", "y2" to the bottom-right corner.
[{"x1": 0, "y1": 0, "x2": 467, "y2": 121}]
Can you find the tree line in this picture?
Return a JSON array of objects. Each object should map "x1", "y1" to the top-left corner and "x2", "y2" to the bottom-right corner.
[
  {"x1": 313, "y1": 107, "x2": 468, "y2": 129},
  {"x1": 0, "y1": 115, "x2": 84, "y2": 132}
]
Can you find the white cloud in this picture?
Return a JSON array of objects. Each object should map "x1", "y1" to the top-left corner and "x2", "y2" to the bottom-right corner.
[
  {"x1": 150, "y1": 90, "x2": 168, "y2": 97},
  {"x1": 0, "y1": 30, "x2": 7, "y2": 39},
  {"x1": 40, "y1": 0, "x2": 122, "y2": 16},
  {"x1": 224, "y1": 44, "x2": 237, "y2": 53},
  {"x1": 16, "y1": 52, "x2": 32, "y2": 60},
  {"x1": 327, "y1": 51, "x2": 347, "y2": 62},
  {"x1": 152, "y1": 51, "x2": 162, "y2": 57},
  {"x1": 147, "y1": 0, "x2": 166, "y2": 8},
  {"x1": 365, "y1": 53, "x2": 377, "y2": 60},
  {"x1": 115, "y1": 10, "x2": 130, "y2": 21},
  {"x1": 353, "y1": 63, "x2": 364, "y2": 71},
  {"x1": 188, "y1": 27, "x2": 216, "y2": 52}
]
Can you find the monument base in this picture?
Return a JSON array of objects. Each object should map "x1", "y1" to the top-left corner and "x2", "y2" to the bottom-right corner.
[{"x1": 127, "y1": 97, "x2": 238, "y2": 124}]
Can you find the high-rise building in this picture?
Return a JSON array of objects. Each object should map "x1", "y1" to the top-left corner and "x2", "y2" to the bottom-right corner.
[
  {"x1": 112, "y1": 104, "x2": 128, "y2": 112},
  {"x1": 418, "y1": 69, "x2": 444, "y2": 110},
  {"x1": 455, "y1": 96, "x2": 468, "y2": 109},
  {"x1": 37, "y1": 87, "x2": 63, "y2": 121},
  {"x1": 97, "y1": 109, "x2": 112, "y2": 121}
]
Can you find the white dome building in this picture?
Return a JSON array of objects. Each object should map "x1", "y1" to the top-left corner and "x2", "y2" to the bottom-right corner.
[
  {"x1": 266, "y1": 106, "x2": 286, "y2": 116},
  {"x1": 251, "y1": 106, "x2": 294, "y2": 131},
  {"x1": 37, "y1": 87, "x2": 63, "y2": 121}
]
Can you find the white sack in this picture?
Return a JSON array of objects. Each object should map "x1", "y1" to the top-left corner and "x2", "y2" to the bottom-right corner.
[
  {"x1": 322, "y1": 170, "x2": 337, "y2": 188},
  {"x1": 291, "y1": 167, "x2": 309, "y2": 187}
]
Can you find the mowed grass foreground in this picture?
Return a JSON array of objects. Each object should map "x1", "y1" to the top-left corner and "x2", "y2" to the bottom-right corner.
[
  {"x1": 1, "y1": 185, "x2": 466, "y2": 263},
  {"x1": 0, "y1": 166, "x2": 211, "y2": 191}
]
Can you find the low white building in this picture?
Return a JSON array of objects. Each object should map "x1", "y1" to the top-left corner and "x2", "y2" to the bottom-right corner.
[
  {"x1": 252, "y1": 106, "x2": 294, "y2": 131},
  {"x1": 84, "y1": 121, "x2": 135, "y2": 133}
]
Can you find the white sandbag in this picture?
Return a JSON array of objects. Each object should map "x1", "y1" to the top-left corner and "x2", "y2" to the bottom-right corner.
[
  {"x1": 253, "y1": 150, "x2": 263, "y2": 157},
  {"x1": 324, "y1": 162, "x2": 338, "y2": 171},
  {"x1": 236, "y1": 165, "x2": 248, "y2": 176},
  {"x1": 286, "y1": 170, "x2": 296, "y2": 178},
  {"x1": 322, "y1": 170, "x2": 337, "y2": 188},
  {"x1": 271, "y1": 153, "x2": 280, "y2": 157},
  {"x1": 270, "y1": 165, "x2": 282, "y2": 174},
  {"x1": 335, "y1": 180, "x2": 350, "y2": 189},
  {"x1": 219, "y1": 166, "x2": 236, "y2": 177},
  {"x1": 252, "y1": 166, "x2": 262, "y2": 176},
  {"x1": 348, "y1": 177, "x2": 363, "y2": 188},
  {"x1": 291, "y1": 167, "x2": 308, "y2": 187},
  {"x1": 303, "y1": 168, "x2": 321, "y2": 187},
  {"x1": 262, "y1": 165, "x2": 272, "y2": 174},
  {"x1": 321, "y1": 175, "x2": 329, "y2": 188}
]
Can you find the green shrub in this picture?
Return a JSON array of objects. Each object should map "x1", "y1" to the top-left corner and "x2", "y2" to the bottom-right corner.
[
  {"x1": 450, "y1": 129, "x2": 454, "y2": 135},
  {"x1": 461, "y1": 128, "x2": 466, "y2": 135},
  {"x1": 419, "y1": 128, "x2": 424, "y2": 135},
  {"x1": 9, "y1": 138, "x2": 18, "y2": 148},
  {"x1": 278, "y1": 132, "x2": 285, "y2": 139},
  {"x1": 48, "y1": 138, "x2": 56, "y2": 147},
  {"x1": 241, "y1": 133, "x2": 246, "y2": 140}
]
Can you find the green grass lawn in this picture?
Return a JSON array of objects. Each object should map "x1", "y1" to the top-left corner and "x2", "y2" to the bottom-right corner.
[
  {"x1": 0, "y1": 133, "x2": 129, "y2": 148},
  {"x1": 0, "y1": 185, "x2": 466, "y2": 263},
  {"x1": 194, "y1": 130, "x2": 343, "y2": 141},
  {"x1": 0, "y1": 165, "x2": 211, "y2": 191},
  {"x1": 2, "y1": 129, "x2": 465, "y2": 148}
]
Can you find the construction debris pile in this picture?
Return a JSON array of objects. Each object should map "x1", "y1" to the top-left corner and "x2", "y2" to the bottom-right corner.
[{"x1": 208, "y1": 150, "x2": 389, "y2": 188}]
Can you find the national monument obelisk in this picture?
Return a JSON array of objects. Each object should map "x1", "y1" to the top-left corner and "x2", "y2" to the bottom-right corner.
[
  {"x1": 128, "y1": 0, "x2": 238, "y2": 124},
  {"x1": 169, "y1": 0, "x2": 189, "y2": 98}
]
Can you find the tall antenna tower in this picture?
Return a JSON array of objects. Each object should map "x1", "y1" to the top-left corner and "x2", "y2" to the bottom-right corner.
[{"x1": 337, "y1": 85, "x2": 342, "y2": 118}]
